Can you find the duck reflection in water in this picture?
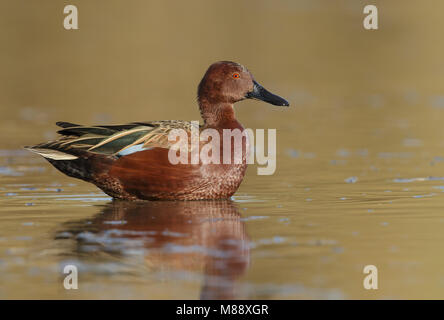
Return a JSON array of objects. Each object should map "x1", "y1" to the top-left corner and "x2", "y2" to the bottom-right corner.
[{"x1": 57, "y1": 200, "x2": 250, "y2": 299}]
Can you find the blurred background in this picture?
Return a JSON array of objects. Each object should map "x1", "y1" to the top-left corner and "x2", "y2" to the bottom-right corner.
[{"x1": 2, "y1": 0, "x2": 444, "y2": 299}]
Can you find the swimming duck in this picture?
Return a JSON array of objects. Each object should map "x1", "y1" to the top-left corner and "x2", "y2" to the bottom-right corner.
[{"x1": 26, "y1": 61, "x2": 289, "y2": 200}]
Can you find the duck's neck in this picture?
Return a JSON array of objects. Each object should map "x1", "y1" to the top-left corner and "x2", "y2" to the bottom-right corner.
[{"x1": 199, "y1": 98, "x2": 239, "y2": 129}]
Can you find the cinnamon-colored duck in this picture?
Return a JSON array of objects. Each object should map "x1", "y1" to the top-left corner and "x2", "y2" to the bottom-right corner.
[{"x1": 26, "y1": 61, "x2": 289, "y2": 200}]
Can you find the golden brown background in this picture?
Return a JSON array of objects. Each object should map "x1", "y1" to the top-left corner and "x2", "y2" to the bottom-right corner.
[{"x1": 1, "y1": 0, "x2": 444, "y2": 299}]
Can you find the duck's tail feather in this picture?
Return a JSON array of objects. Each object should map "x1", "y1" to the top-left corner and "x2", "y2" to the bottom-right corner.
[{"x1": 24, "y1": 146, "x2": 79, "y2": 160}]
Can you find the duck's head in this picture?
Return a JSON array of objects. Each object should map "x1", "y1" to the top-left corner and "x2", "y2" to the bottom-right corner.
[{"x1": 198, "y1": 61, "x2": 289, "y2": 107}]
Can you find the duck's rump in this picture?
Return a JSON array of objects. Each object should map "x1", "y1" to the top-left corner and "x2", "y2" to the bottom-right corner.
[{"x1": 25, "y1": 120, "x2": 195, "y2": 159}]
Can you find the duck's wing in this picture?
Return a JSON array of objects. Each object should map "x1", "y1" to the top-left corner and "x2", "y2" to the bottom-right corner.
[{"x1": 25, "y1": 120, "x2": 198, "y2": 160}]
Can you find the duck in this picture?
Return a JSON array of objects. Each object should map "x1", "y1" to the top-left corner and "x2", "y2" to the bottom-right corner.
[{"x1": 26, "y1": 61, "x2": 289, "y2": 200}]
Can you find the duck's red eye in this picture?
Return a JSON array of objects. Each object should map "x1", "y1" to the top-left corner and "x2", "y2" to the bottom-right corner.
[{"x1": 232, "y1": 73, "x2": 240, "y2": 79}]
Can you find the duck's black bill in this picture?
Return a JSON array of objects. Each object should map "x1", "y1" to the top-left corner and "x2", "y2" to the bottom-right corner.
[{"x1": 246, "y1": 81, "x2": 289, "y2": 107}]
